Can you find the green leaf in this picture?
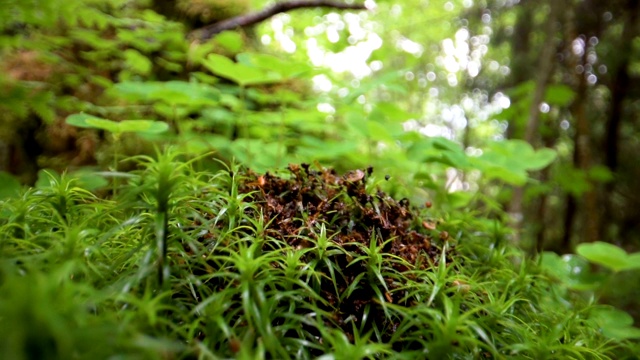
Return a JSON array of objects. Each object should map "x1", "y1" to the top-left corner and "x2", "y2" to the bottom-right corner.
[
  {"x1": 297, "y1": 136, "x2": 359, "y2": 160},
  {"x1": 123, "y1": 49, "x2": 152, "y2": 75},
  {"x1": 525, "y1": 148, "x2": 557, "y2": 170},
  {"x1": 507, "y1": 80, "x2": 535, "y2": 99},
  {"x1": 345, "y1": 116, "x2": 369, "y2": 139},
  {"x1": 0, "y1": 172, "x2": 21, "y2": 199},
  {"x1": 553, "y1": 166, "x2": 591, "y2": 196},
  {"x1": 492, "y1": 140, "x2": 556, "y2": 170},
  {"x1": 203, "y1": 54, "x2": 281, "y2": 86},
  {"x1": 35, "y1": 169, "x2": 60, "y2": 189},
  {"x1": 367, "y1": 121, "x2": 396, "y2": 142},
  {"x1": 540, "y1": 252, "x2": 603, "y2": 291},
  {"x1": 474, "y1": 140, "x2": 557, "y2": 185},
  {"x1": 85, "y1": 117, "x2": 121, "y2": 133},
  {"x1": 70, "y1": 28, "x2": 114, "y2": 49},
  {"x1": 491, "y1": 166, "x2": 528, "y2": 185},
  {"x1": 344, "y1": 71, "x2": 407, "y2": 104},
  {"x1": 577, "y1": 242, "x2": 640, "y2": 272},
  {"x1": 588, "y1": 165, "x2": 614, "y2": 183},
  {"x1": 237, "y1": 52, "x2": 312, "y2": 79},
  {"x1": 31, "y1": 91, "x2": 56, "y2": 124},
  {"x1": 69, "y1": 170, "x2": 109, "y2": 191},
  {"x1": 590, "y1": 306, "x2": 640, "y2": 340},
  {"x1": 65, "y1": 113, "x2": 104, "y2": 128},
  {"x1": 446, "y1": 191, "x2": 473, "y2": 208},
  {"x1": 112, "y1": 81, "x2": 219, "y2": 106},
  {"x1": 148, "y1": 81, "x2": 218, "y2": 106},
  {"x1": 545, "y1": 84, "x2": 575, "y2": 106},
  {"x1": 408, "y1": 137, "x2": 469, "y2": 168},
  {"x1": 370, "y1": 102, "x2": 416, "y2": 123},
  {"x1": 66, "y1": 114, "x2": 169, "y2": 135},
  {"x1": 117, "y1": 120, "x2": 169, "y2": 134},
  {"x1": 214, "y1": 31, "x2": 244, "y2": 53}
]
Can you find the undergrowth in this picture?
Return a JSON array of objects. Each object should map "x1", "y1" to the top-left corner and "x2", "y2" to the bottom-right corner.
[{"x1": 0, "y1": 150, "x2": 634, "y2": 359}]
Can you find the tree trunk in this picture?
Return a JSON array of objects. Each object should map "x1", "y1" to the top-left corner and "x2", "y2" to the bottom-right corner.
[
  {"x1": 572, "y1": 51, "x2": 599, "y2": 243},
  {"x1": 505, "y1": 1, "x2": 533, "y2": 140},
  {"x1": 508, "y1": 0, "x2": 560, "y2": 246},
  {"x1": 534, "y1": 129, "x2": 558, "y2": 252},
  {"x1": 561, "y1": 193, "x2": 577, "y2": 252},
  {"x1": 602, "y1": 0, "x2": 640, "y2": 241}
]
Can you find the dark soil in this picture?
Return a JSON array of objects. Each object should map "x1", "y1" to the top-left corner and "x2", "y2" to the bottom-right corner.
[
  {"x1": 239, "y1": 164, "x2": 441, "y2": 270},
  {"x1": 232, "y1": 164, "x2": 449, "y2": 342}
]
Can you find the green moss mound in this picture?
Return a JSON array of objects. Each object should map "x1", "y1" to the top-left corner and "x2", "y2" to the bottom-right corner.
[{"x1": 0, "y1": 156, "x2": 633, "y2": 359}]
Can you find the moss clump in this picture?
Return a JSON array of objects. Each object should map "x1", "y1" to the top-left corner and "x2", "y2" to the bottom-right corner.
[
  {"x1": 227, "y1": 164, "x2": 451, "y2": 342},
  {"x1": 238, "y1": 164, "x2": 441, "y2": 268},
  {"x1": 0, "y1": 158, "x2": 633, "y2": 359}
]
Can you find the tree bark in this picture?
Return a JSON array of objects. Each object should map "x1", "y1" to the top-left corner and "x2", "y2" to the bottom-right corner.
[
  {"x1": 560, "y1": 192, "x2": 576, "y2": 252},
  {"x1": 534, "y1": 126, "x2": 559, "y2": 252},
  {"x1": 602, "y1": 0, "x2": 640, "y2": 241},
  {"x1": 191, "y1": 0, "x2": 368, "y2": 41},
  {"x1": 508, "y1": 0, "x2": 560, "y2": 246},
  {"x1": 560, "y1": 0, "x2": 607, "y2": 250},
  {"x1": 605, "y1": 0, "x2": 638, "y2": 173},
  {"x1": 505, "y1": 1, "x2": 533, "y2": 140},
  {"x1": 573, "y1": 50, "x2": 600, "y2": 243},
  {"x1": 522, "y1": 3, "x2": 559, "y2": 144}
]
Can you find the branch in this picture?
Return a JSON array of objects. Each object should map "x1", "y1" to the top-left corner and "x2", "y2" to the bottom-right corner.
[{"x1": 191, "y1": 0, "x2": 369, "y2": 41}]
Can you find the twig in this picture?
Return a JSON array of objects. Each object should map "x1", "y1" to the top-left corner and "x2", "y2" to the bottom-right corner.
[{"x1": 191, "y1": 0, "x2": 369, "y2": 41}]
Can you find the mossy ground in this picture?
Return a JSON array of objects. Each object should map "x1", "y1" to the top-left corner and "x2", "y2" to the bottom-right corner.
[{"x1": 0, "y1": 153, "x2": 634, "y2": 359}]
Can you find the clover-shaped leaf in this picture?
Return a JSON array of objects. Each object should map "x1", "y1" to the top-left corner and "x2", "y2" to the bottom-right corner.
[
  {"x1": 203, "y1": 53, "x2": 282, "y2": 86},
  {"x1": 66, "y1": 114, "x2": 169, "y2": 135},
  {"x1": 236, "y1": 52, "x2": 312, "y2": 80},
  {"x1": 540, "y1": 252, "x2": 604, "y2": 291},
  {"x1": 590, "y1": 306, "x2": 640, "y2": 340},
  {"x1": 577, "y1": 241, "x2": 640, "y2": 272},
  {"x1": 113, "y1": 81, "x2": 219, "y2": 106},
  {"x1": 473, "y1": 140, "x2": 557, "y2": 185}
]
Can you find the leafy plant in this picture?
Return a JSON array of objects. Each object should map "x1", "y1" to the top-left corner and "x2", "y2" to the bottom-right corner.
[
  {"x1": 576, "y1": 242, "x2": 640, "y2": 272},
  {"x1": 541, "y1": 242, "x2": 640, "y2": 343},
  {"x1": 66, "y1": 113, "x2": 169, "y2": 171}
]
